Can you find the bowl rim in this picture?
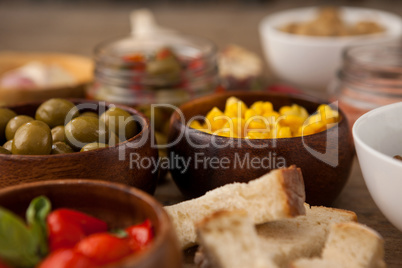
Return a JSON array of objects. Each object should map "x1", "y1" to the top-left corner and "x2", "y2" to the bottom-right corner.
[
  {"x1": 353, "y1": 101, "x2": 402, "y2": 167},
  {"x1": 259, "y1": 6, "x2": 402, "y2": 46},
  {"x1": 0, "y1": 178, "x2": 175, "y2": 266},
  {"x1": 0, "y1": 51, "x2": 94, "y2": 88},
  {"x1": 0, "y1": 99, "x2": 152, "y2": 159},
  {"x1": 171, "y1": 90, "x2": 348, "y2": 142}
]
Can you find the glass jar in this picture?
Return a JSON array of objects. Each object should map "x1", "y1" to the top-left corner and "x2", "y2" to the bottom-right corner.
[
  {"x1": 329, "y1": 43, "x2": 402, "y2": 130},
  {"x1": 88, "y1": 32, "x2": 220, "y2": 135}
]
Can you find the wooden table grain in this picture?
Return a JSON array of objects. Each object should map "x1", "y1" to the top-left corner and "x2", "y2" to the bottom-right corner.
[{"x1": 1, "y1": 1, "x2": 401, "y2": 266}]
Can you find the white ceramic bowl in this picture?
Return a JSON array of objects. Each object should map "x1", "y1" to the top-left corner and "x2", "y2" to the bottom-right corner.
[
  {"x1": 353, "y1": 102, "x2": 402, "y2": 231},
  {"x1": 259, "y1": 7, "x2": 402, "y2": 94}
]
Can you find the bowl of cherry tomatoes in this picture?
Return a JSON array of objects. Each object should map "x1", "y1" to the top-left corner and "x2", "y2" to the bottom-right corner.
[{"x1": 0, "y1": 179, "x2": 182, "y2": 268}]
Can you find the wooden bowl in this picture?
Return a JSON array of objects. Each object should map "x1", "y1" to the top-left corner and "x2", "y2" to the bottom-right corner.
[
  {"x1": 0, "y1": 179, "x2": 182, "y2": 268},
  {"x1": 0, "y1": 52, "x2": 93, "y2": 106},
  {"x1": 168, "y1": 91, "x2": 355, "y2": 206},
  {"x1": 0, "y1": 100, "x2": 159, "y2": 194}
]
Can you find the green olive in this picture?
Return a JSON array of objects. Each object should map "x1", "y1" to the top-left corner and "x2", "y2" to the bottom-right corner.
[
  {"x1": 80, "y1": 112, "x2": 98, "y2": 118},
  {"x1": 51, "y1": 142, "x2": 75, "y2": 154},
  {"x1": 5, "y1": 115, "x2": 34, "y2": 141},
  {"x1": 100, "y1": 107, "x2": 137, "y2": 142},
  {"x1": 138, "y1": 106, "x2": 165, "y2": 132},
  {"x1": 12, "y1": 121, "x2": 52, "y2": 155},
  {"x1": 108, "y1": 131, "x2": 121, "y2": 146},
  {"x1": 0, "y1": 108, "x2": 17, "y2": 142},
  {"x1": 65, "y1": 116, "x2": 108, "y2": 150},
  {"x1": 51, "y1": 126, "x2": 66, "y2": 143},
  {"x1": 80, "y1": 142, "x2": 108, "y2": 152},
  {"x1": 0, "y1": 146, "x2": 11, "y2": 155},
  {"x1": 35, "y1": 98, "x2": 79, "y2": 128},
  {"x1": 3, "y1": 140, "x2": 13, "y2": 152}
]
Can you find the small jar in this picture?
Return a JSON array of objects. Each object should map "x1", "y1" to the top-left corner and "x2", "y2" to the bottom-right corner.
[
  {"x1": 88, "y1": 32, "x2": 220, "y2": 135},
  {"x1": 329, "y1": 43, "x2": 402, "y2": 130}
]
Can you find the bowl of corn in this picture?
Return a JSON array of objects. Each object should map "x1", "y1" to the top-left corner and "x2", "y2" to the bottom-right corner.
[{"x1": 168, "y1": 91, "x2": 354, "y2": 205}]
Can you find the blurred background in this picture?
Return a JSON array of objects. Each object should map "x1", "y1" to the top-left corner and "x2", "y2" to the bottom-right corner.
[{"x1": 1, "y1": 0, "x2": 401, "y2": 58}]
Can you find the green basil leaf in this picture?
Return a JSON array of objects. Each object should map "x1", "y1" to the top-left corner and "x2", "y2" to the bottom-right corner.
[
  {"x1": 26, "y1": 196, "x2": 51, "y2": 258},
  {"x1": 110, "y1": 228, "x2": 128, "y2": 238},
  {"x1": 0, "y1": 207, "x2": 40, "y2": 268}
]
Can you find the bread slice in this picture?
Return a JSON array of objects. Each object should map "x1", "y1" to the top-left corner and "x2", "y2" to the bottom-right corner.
[
  {"x1": 291, "y1": 222, "x2": 386, "y2": 268},
  {"x1": 196, "y1": 210, "x2": 275, "y2": 268},
  {"x1": 194, "y1": 204, "x2": 357, "y2": 268},
  {"x1": 256, "y1": 203, "x2": 357, "y2": 267},
  {"x1": 165, "y1": 166, "x2": 306, "y2": 249}
]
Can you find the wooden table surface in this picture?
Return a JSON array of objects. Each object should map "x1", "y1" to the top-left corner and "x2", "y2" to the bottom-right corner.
[{"x1": 1, "y1": 1, "x2": 401, "y2": 266}]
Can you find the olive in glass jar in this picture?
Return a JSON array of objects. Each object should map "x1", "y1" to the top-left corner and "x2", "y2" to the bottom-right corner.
[{"x1": 12, "y1": 121, "x2": 52, "y2": 155}]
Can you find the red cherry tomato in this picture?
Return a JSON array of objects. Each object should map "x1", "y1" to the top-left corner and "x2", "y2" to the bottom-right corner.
[
  {"x1": 125, "y1": 219, "x2": 154, "y2": 251},
  {"x1": 47, "y1": 212, "x2": 86, "y2": 251},
  {"x1": 38, "y1": 249, "x2": 98, "y2": 268},
  {"x1": 50, "y1": 209, "x2": 108, "y2": 236},
  {"x1": 75, "y1": 233, "x2": 132, "y2": 265}
]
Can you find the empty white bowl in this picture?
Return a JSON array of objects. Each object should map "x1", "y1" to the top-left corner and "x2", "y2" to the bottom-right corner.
[
  {"x1": 259, "y1": 7, "x2": 402, "y2": 94},
  {"x1": 353, "y1": 102, "x2": 402, "y2": 231}
]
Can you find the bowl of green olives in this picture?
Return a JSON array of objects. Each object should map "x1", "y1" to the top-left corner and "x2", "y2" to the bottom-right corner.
[{"x1": 0, "y1": 98, "x2": 159, "y2": 193}]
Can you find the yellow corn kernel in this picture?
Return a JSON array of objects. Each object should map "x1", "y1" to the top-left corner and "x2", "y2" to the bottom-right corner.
[
  {"x1": 225, "y1": 102, "x2": 248, "y2": 118},
  {"x1": 189, "y1": 120, "x2": 204, "y2": 130},
  {"x1": 250, "y1": 101, "x2": 264, "y2": 115},
  {"x1": 280, "y1": 104, "x2": 308, "y2": 119},
  {"x1": 263, "y1": 111, "x2": 280, "y2": 124},
  {"x1": 307, "y1": 114, "x2": 329, "y2": 132},
  {"x1": 262, "y1": 101, "x2": 274, "y2": 113},
  {"x1": 225, "y1": 96, "x2": 242, "y2": 109},
  {"x1": 188, "y1": 120, "x2": 212, "y2": 134},
  {"x1": 217, "y1": 130, "x2": 238, "y2": 138},
  {"x1": 317, "y1": 104, "x2": 339, "y2": 124},
  {"x1": 278, "y1": 114, "x2": 305, "y2": 133},
  {"x1": 222, "y1": 118, "x2": 246, "y2": 138},
  {"x1": 245, "y1": 109, "x2": 257, "y2": 121},
  {"x1": 206, "y1": 107, "x2": 227, "y2": 131},
  {"x1": 277, "y1": 126, "x2": 292, "y2": 138},
  {"x1": 300, "y1": 125, "x2": 316, "y2": 136},
  {"x1": 303, "y1": 120, "x2": 326, "y2": 135},
  {"x1": 225, "y1": 97, "x2": 248, "y2": 118},
  {"x1": 247, "y1": 131, "x2": 271, "y2": 139},
  {"x1": 247, "y1": 119, "x2": 270, "y2": 130}
]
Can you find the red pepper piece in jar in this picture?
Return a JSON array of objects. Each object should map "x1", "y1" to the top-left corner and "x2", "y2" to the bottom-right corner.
[
  {"x1": 125, "y1": 219, "x2": 154, "y2": 252},
  {"x1": 47, "y1": 212, "x2": 86, "y2": 251},
  {"x1": 75, "y1": 233, "x2": 132, "y2": 265},
  {"x1": 38, "y1": 249, "x2": 98, "y2": 268},
  {"x1": 156, "y1": 48, "x2": 174, "y2": 60},
  {"x1": 50, "y1": 209, "x2": 108, "y2": 236},
  {"x1": 0, "y1": 259, "x2": 10, "y2": 268},
  {"x1": 123, "y1": 53, "x2": 146, "y2": 71}
]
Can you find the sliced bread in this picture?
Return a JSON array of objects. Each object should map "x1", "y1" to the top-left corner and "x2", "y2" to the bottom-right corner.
[
  {"x1": 291, "y1": 221, "x2": 386, "y2": 268},
  {"x1": 165, "y1": 166, "x2": 306, "y2": 249},
  {"x1": 256, "y1": 203, "x2": 357, "y2": 267},
  {"x1": 194, "y1": 204, "x2": 357, "y2": 268},
  {"x1": 196, "y1": 210, "x2": 275, "y2": 268}
]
